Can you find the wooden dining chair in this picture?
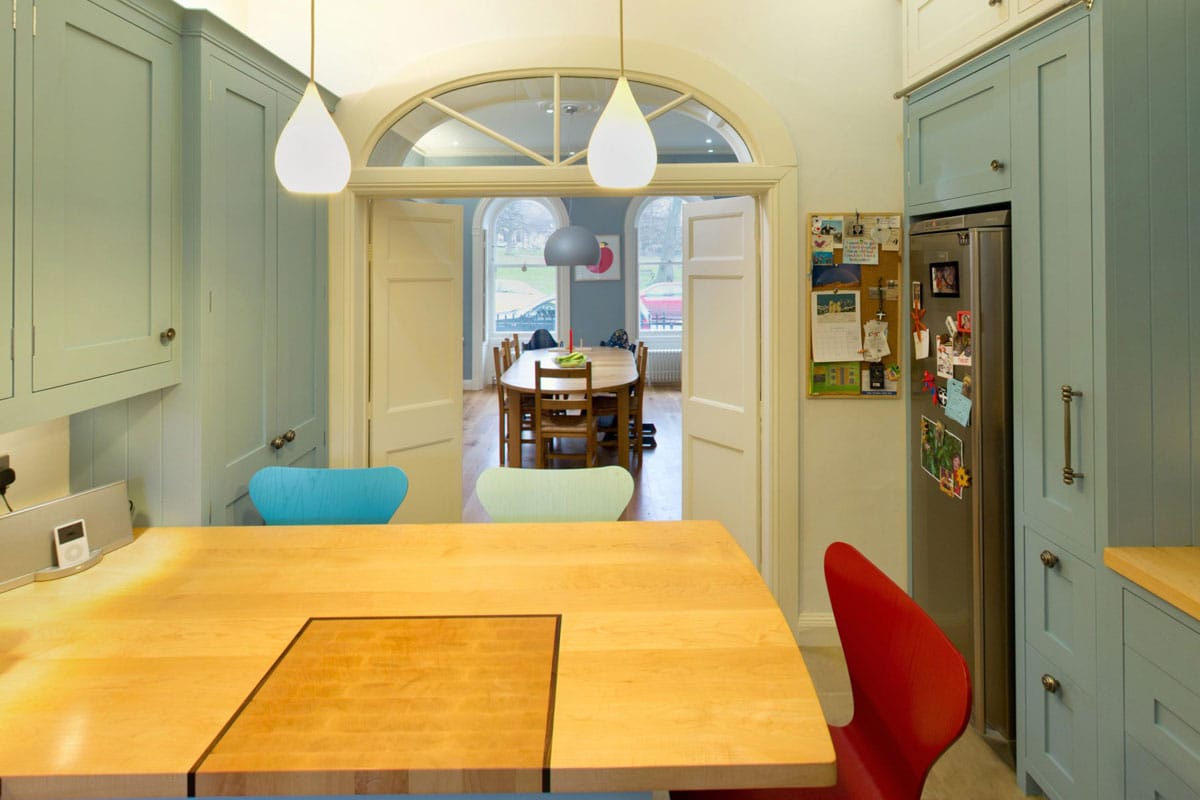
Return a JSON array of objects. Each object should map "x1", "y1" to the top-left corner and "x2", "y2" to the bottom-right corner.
[
  {"x1": 595, "y1": 342, "x2": 649, "y2": 468},
  {"x1": 475, "y1": 465, "x2": 633, "y2": 522},
  {"x1": 534, "y1": 360, "x2": 598, "y2": 468},
  {"x1": 671, "y1": 542, "x2": 971, "y2": 800},
  {"x1": 493, "y1": 345, "x2": 534, "y2": 465},
  {"x1": 248, "y1": 466, "x2": 409, "y2": 525}
]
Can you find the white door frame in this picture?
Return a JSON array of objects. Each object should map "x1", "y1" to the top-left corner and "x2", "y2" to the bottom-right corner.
[{"x1": 324, "y1": 41, "x2": 801, "y2": 626}]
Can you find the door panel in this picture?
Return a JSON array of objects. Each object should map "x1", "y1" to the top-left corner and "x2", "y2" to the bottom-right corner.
[
  {"x1": 1012, "y1": 18, "x2": 1095, "y2": 554},
  {"x1": 370, "y1": 200, "x2": 463, "y2": 523},
  {"x1": 210, "y1": 63, "x2": 278, "y2": 524},
  {"x1": 31, "y1": 0, "x2": 175, "y2": 389},
  {"x1": 0, "y1": 15, "x2": 13, "y2": 400},
  {"x1": 682, "y1": 196, "x2": 759, "y2": 565}
]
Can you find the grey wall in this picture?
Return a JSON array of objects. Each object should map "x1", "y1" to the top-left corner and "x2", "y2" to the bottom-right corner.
[{"x1": 450, "y1": 196, "x2": 634, "y2": 380}]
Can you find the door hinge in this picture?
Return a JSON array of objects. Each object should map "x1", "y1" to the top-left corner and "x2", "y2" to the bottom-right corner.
[
  {"x1": 11, "y1": 0, "x2": 16, "y2": 32},
  {"x1": 366, "y1": 242, "x2": 373, "y2": 262},
  {"x1": 208, "y1": 290, "x2": 213, "y2": 313}
]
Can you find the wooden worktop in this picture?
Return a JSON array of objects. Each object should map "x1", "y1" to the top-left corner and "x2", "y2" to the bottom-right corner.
[
  {"x1": 0, "y1": 521, "x2": 834, "y2": 799},
  {"x1": 1104, "y1": 546, "x2": 1200, "y2": 621}
]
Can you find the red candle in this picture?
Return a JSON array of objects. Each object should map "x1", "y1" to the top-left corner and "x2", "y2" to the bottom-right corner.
[{"x1": 569, "y1": 329, "x2": 573, "y2": 352}]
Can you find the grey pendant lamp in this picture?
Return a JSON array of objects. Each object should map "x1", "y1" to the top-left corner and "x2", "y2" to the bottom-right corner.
[{"x1": 543, "y1": 106, "x2": 600, "y2": 267}]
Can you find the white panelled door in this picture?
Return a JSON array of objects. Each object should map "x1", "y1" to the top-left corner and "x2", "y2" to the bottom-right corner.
[
  {"x1": 681, "y1": 196, "x2": 760, "y2": 566},
  {"x1": 369, "y1": 200, "x2": 463, "y2": 522}
]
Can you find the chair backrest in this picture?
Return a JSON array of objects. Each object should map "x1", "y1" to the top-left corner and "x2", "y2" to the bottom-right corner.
[
  {"x1": 527, "y1": 328, "x2": 558, "y2": 351},
  {"x1": 500, "y1": 339, "x2": 514, "y2": 370},
  {"x1": 534, "y1": 361, "x2": 593, "y2": 418},
  {"x1": 492, "y1": 345, "x2": 506, "y2": 401},
  {"x1": 824, "y1": 541, "x2": 971, "y2": 798},
  {"x1": 249, "y1": 466, "x2": 409, "y2": 525},
  {"x1": 475, "y1": 465, "x2": 634, "y2": 522},
  {"x1": 632, "y1": 342, "x2": 648, "y2": 411}
]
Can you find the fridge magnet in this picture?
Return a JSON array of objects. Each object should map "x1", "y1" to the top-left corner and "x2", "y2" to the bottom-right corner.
[
  {"x1": 960, "y1": 374, "x2": 973, "y2": 398},
  {"x1": 921, "y1": 370, "x2": 938, "y2": 404},
  {"x1": 937, "y1": 385, "x2": 948, "y2": 408},
  {"x1": 575, "y1": 235, "x2": 620, "y2": 281},
  {"x1": 944, "y1": 376, "x2": 972, "y2": 427},
  {"x1": 843, "y1": 237, "x2": 879, "y2": 265},
  {"x1": 812, "y1": 263, "x2": 861, "y2": 287},
  {"x1": 930, "y1": 261, "x2": 960, "y2": 297},
  {"x1": 936, "y1": 335, "x2": 953, "y2": 379},
  {"x1": 956, "y1": 310, "x2": 972, "y2": 333},
  {"x1": 955, "y1": 465, "x2": 972, "y2": 489}
]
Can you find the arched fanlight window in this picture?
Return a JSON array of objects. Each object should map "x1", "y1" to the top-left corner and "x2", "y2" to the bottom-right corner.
[{"x1": 367, "y1": 73, "x2": 751, "y2": 167}]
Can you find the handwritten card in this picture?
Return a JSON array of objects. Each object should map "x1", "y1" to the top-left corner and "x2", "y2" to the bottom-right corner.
[
  {"x1": 842, "y1": 237, "x2": 879, "y2": 265},
  {"x1": 945, "y1": 377, "x2": 973, "y2": 427}
]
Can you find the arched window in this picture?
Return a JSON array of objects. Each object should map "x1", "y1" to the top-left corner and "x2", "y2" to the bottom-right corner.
[
  {"x1": 368, "y1": 74, "x2": 750, "y2": 167},
  {"x1": 484, "y1": 198, "x2": 569, "y2": 343},
  {"x1": 625, "y1": 196, "x2": 700, "y2": 344}
]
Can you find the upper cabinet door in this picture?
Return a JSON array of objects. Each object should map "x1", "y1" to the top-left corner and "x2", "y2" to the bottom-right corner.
[
  {"x1": 31, "y1": 0, "x2": 176, "y2": 390},
  {"x1": 906, "y1": 57, "x2": 1011, "y2": 206},
  {"x1": 904, "y1": 0, "x2": 1010, "y2": 81},
  {"x1": 0, "y1": 17, "x2": 14, "y2": 402},
  {"x1": 1012, "y1": 17, "x2": 1095, "y2": 555}
]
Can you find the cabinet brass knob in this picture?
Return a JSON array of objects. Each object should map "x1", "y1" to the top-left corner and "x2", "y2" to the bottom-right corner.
[
  {"x1": 1041, "y1": 674, "x2": 1060, "y2": 694},
  {"x1": 270, "y1": 436, "x2": 286, "y2": 450},
  {"x1": 1040, "y1": 550, "x2": 1059, "y2": 569},
  {"x1": 160, "y1": 327, "x2": 177, "y2": 343},
  {"x1": 284, "y1": 429, "x2": 296, "y2": 443},
  {"x1": 990, "y1": 159, "x2": 1005, "y2": 171},
  {"x1": 988, "y1": 0, "x2": 1002, "y2": 5}
]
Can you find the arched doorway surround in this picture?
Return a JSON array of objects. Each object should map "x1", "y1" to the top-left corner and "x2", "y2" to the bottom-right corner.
[{"x1": 325, "y1": 37, "x2": 802, "y2": 625}]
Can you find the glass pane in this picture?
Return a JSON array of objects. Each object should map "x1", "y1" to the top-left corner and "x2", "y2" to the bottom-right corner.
[
  {"x1": 368, "y1": 74, "x2": 753, "y2": 167},
  {"x1": 492, "y1": 199, "x2": 559, "y2": 334},
  {"x1": 637, "y1": 197, "x2": 686, "y2": 333}
]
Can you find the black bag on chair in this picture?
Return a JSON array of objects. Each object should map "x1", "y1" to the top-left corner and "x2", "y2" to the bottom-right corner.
[{"x1": 526, "y1": 329, "x2": 558, "y2": 350}]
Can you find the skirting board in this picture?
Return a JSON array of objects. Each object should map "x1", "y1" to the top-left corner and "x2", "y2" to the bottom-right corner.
[{"x1": 793, "y1": 612, "x2": 839, "y2": 647}]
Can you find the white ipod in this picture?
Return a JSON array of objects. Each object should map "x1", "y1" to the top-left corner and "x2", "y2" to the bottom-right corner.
[{"x1": 53, "y1": 518, "x2": 91, "y2": 568}]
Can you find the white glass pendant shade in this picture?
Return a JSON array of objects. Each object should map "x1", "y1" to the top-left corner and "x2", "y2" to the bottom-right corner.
[
  {"x1": 274, "y1": 81, "x2": 351, "y2": 194},
  {"x1": 544, "y1": 225, "x2": 601, "y2": 266},
  {"x1": 587, "y1": 77, "x2": 657, "y2": 189}
]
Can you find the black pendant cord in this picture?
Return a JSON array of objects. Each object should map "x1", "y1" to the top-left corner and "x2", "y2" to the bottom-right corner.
[
  {"x1": 618, "y1": 0, "x2": 625, "y2": 76},
  {"x1": 309, "y1": 0, "x2": 316, "y2": 83}
]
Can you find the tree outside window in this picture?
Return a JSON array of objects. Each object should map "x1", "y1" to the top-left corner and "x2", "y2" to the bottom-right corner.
[
  {"x1": 637, "y1": 197, "x2": 686, "y2": 333},
  {"x1": 490, "y1": 199, "x2": 560, "y2": 335}
]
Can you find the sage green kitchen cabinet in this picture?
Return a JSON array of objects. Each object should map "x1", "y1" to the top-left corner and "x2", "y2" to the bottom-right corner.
[
  {"x1": 906, "y1": 1, "x2": 1200, "y2": 797},
  {"x1": 0, "y1": 0, "x2": 181, "y2": 435},
  {"x1": 70, "y1": 10, "x2": 327, "y2": 526},
  {"x1": 905, "y1": 57, "x2": 1011, "y2": 209},
  {"x1": 1, "y1": 11, "x2": 14, "y2": 403}
]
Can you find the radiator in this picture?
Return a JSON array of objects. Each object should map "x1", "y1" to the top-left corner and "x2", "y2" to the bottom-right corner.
[{"x1": 645, "y1": 348, "x2": 682, "y2": 386}]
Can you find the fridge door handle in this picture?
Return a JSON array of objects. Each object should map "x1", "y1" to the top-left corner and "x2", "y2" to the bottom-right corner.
[{"x1": 1061, "y1": 385, "x2": 1085, "y2": 485}]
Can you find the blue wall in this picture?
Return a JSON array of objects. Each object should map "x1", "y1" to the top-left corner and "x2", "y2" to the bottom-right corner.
[{"x1": 448, "y1": 196, "x2": 634, "y2": 380}]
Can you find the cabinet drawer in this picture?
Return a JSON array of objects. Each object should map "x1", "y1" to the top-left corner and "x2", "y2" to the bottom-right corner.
[
  {"x1": 1025, "y1": 646, "x2": 1098, "y2": 800},
  {"x1": 1126, "y1": 736, "x2": 1200, "y2": 800},
  {"x1": 906, "y1": 57, "x2": 1011, "y2": 206},
  {"x1": 1124, "y1": 593, "x2": 1200, "y2": 791},
  {"x1": 1024, "y1": 528, "x2": 1096, "y2": 690}
]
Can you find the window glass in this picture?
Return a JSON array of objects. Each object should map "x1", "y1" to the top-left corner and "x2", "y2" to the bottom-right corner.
[
  {"x1": 368, "y1": 74, "x2": 751, "y2": 167},
  {"x1": 636, "y1": 197, "x2": 686, "y2": 334},
  {"x1": 491, "y1": 199, "x2": 559, "y2": 334}
]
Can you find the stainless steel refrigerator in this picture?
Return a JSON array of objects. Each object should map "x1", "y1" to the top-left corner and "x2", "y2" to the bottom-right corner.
[{"x1": 908, "y1": 209, "x2": 1013, "y2": 755}]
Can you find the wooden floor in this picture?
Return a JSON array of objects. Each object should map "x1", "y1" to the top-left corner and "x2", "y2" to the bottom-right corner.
[{"x1": 461, "y1": 385, "x2": 682, "y2": 522}]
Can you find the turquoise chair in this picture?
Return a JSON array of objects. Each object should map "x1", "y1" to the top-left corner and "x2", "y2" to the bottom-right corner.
[
  {"x1": 248, "y1": 466, "x2": 409, "y2": 525},
  {"x1": 475, "y1": 465, "x2": 634, "y2": 522}
]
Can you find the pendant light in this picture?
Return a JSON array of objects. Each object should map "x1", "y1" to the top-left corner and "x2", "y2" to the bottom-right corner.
[
  {"x1": 587, "y1": 0, "x2": 657, "y2": 189},
  {"x1": 274, "y1": 0, "x2": 351, "y2": 194},
  {"x1": 545, "y1": 108, "x2": 600, "y2": 267}
]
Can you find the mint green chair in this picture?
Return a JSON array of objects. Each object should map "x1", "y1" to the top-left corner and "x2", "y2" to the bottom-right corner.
[
  {"x1": 475, "y1": 466, "x2": 634, "y2": 522},
  {"x1": 249, "y1": 466, "x2": 408, "y2": 525}
]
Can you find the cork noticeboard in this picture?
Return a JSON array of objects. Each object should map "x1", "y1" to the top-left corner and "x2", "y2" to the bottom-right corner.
[{"x1": 806, "y1": 212, "x2": 904, "y2": 398}]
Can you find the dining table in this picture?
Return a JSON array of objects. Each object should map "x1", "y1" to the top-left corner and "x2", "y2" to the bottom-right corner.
[
  {"x1": 501, "y1": 347, "x2": 639, "y2": 468},
  {"x1": 0, "y1": 520, "x2": 835, "y2": 799}
]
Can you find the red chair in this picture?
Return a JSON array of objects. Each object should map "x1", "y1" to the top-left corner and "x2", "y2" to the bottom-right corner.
[{"x1": 673, "y1": 542, "x2": 971, "y2": 800}]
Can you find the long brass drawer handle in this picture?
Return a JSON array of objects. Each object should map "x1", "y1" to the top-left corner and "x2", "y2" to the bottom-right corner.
[
  {"x1": 1041, "y1": 674, "x2": 1060, "y2": 694},
  {"x1": 1061, "y1": 385, "x2": 1084, "y2": 484},
  {"x1": 1040, "y1": 550, "x2": 1059, "y2": 569}
]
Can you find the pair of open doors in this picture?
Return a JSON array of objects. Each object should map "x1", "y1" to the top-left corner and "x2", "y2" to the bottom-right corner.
[{"x1": 367, "y1": 195, "x2": 763, "y2": 567}]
